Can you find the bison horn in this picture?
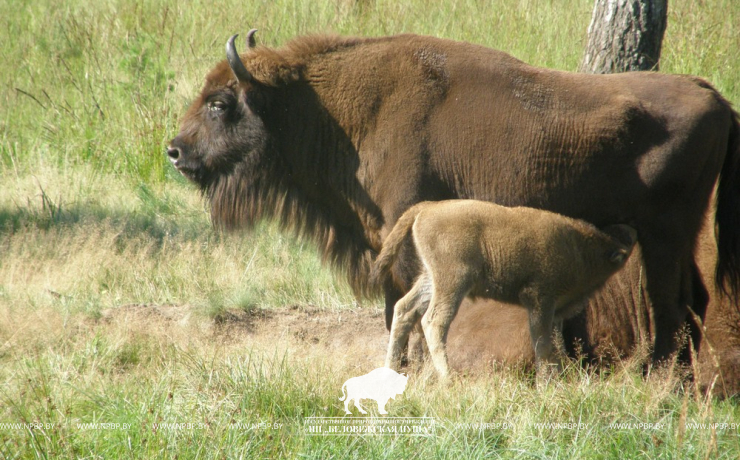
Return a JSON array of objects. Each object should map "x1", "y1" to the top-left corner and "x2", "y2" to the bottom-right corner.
[
  {"x1": 226, "y1": 34, "x2": 253, "y2": 83},
  {"x1": 246, "y1": 29, "x2": 258, "y2": 48}
]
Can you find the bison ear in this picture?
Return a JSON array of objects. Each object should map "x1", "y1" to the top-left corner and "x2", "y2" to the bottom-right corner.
[{"x1": 244, "y1": 87, "x2": 268, "y2": 116}]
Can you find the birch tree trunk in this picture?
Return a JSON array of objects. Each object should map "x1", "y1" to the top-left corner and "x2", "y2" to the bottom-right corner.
[{"x1": 579, "y1": 0, "x2": 668, "y2": 74}]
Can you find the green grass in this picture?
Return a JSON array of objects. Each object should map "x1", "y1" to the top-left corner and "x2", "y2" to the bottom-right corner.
[
  {"x1": 2, "y1": 333, "x2": 739, "y2": 458},
  {"x1": 1, "y1": 0, "x2": 740, "y2": 457},
  {"x1": 2, "y1": 0, "x2": 738, "y2": 183}
]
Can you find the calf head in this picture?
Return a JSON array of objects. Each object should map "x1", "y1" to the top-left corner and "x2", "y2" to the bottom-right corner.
[{"x1": 600, "y1": 224, "x2": 638, "y2": 266}]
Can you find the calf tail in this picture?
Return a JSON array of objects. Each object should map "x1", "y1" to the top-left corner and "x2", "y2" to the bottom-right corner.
[
  {"x1": 371, "y1": 203, "x2": 426, "y2": 288},
  {"x1": 715, "y1": 109, "x2": 740, "y2": 302}
]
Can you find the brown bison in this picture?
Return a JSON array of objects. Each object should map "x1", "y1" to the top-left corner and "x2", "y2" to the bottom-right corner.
[
  {"x1": 168, "y1": 32, "x2": 740, "y2": 369},
  {"x1": 373, "y1": 199, "x2": 636, "y2": 380}
]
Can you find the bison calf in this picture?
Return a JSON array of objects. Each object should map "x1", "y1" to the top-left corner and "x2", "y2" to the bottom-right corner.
[{"x1": 373, "y1": 200, "x2": 637, "y2": 380}]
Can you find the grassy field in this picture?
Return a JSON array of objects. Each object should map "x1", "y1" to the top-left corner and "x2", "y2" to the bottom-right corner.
[{"x1": 1, "y1": 0, "x2": 739, "y2": 457}]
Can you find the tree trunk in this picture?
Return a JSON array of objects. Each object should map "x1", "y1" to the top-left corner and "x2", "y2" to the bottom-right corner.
[{"x1": 579, "y1": 0, "x2": 668, "y2": 74}]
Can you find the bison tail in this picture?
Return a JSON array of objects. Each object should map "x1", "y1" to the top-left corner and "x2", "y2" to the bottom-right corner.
[
  {"x1": 371, "y1": 204, "x2": 425, "y2": 289},
  {"x1": 338, "y1": 383, "x2": 347, "y2": 401},
  {"x1": 715, "y1": 109, "x2": 740, "y2": 302}
]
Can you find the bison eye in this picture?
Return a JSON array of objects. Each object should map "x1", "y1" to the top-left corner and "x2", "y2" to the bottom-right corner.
[{"x1": 208, "y1": 100, "x2": 228, "y2": 113}]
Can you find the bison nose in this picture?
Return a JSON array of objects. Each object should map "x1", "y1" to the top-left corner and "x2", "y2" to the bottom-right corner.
[{"x1": 166, "y1": 146, "x2": 181, "y2": 163}]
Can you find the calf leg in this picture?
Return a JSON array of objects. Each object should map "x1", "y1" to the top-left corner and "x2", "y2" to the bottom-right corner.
[
  {"x1": 385, "y1": 273, "x2": 432, "y2": 371},
  {"x1": 420, "y1": 276, "x2": 472, "y2": 380},
  {"x1": 408, "y1": 322, "x2": 429, "y2": 364},
  {"x1": 384, "y1": 279, "x2": 404, "y2": 331},
  {"x1": 523, "y1": 293, "x2": 559, "y2": 381}
]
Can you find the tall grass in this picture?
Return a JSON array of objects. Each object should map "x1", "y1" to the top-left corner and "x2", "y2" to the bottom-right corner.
[
  {"x1": 1, "y1": 0, "x2": 739, "y2": 457},
  {"x1": 0, "y1": 165, "x2": 355, "y2": 319},
  {"x1": 3, "y1": 0, "x2": 736, "y2": 183}
]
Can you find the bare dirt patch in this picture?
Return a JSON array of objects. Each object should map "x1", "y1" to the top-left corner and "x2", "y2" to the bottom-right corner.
[
  {"x1": 98, "y1": 299, "x2": 537, "y2": 374},
  {"x1": 101, "y1": 304, "x2": 389, "y2": 370}
]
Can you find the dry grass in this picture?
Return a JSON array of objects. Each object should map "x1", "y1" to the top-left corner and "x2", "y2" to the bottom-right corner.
[
  {"x1": 0, "y1": 164, "x2": 357, "y2": 324},
  {"x1": 1, "y1": 0, "x2": 739, "y2": 457}
]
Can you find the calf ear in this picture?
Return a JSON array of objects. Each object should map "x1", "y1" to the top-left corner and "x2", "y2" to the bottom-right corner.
[
  {"x1": 601, "y1": 224, "x2": 638, "y2": 247},
  {"x1": 610, "y1": 249, "x2": 629, "y2": 264}
]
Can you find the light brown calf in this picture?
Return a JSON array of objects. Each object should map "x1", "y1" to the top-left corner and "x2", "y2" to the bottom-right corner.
[{"x1": 373, "y1": 200, "x2": 637, "y2": 379}]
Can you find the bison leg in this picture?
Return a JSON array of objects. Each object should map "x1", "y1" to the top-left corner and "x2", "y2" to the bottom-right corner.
[
  {"x1": 640, "y1": 232, "x2": 695, "y2": 364},
  {"x1": 420, "y1": 275, "x2": 472, "y2": 380},
  {"x1": 681, "y1": 260, "x2": 709, "y2": 363},
  {"x1": 552, "y1": 317, "x2": 567, "y2": 358},
  {"x1": 386, "y1": 273, "x2": 432, "y2": 371}
]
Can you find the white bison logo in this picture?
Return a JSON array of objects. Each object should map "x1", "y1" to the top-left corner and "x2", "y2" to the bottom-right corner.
[{"x1": 339, "y1": 367, "x2": 408, "y2": 415}]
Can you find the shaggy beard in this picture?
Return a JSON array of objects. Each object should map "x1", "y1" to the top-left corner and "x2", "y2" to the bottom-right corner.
[{"x1": 204, "y1": 166, "x2": 378, "y2": 298}]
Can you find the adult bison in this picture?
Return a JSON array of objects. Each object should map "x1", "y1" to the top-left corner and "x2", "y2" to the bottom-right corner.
[{"x1": 168, "y1": 31, "x2": 740, "y2": 366}]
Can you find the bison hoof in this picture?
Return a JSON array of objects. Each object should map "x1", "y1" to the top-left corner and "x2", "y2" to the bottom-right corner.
[{"x1": 535, "y1": 363, "x2": 561, "y2": 388}]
